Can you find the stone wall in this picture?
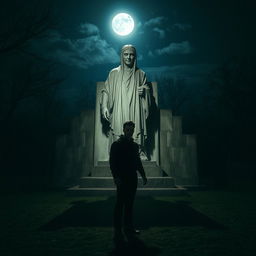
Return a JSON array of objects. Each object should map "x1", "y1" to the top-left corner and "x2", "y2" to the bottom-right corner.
[
  {"x1": 160, "y1": 110, "x2": 198, "y2": 185},
  {"x1": 54, "y1": 110, "x2": 94, "y2": 187}
]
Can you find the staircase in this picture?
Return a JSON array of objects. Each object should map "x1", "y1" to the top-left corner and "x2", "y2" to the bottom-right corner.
[{"x1": 67, "y1": 161, "x2": 187, "y2": 196}]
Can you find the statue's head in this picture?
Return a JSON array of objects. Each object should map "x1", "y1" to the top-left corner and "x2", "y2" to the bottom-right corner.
[{"x1": 121, "y1": 44, "x2": 137, "y2": 68}]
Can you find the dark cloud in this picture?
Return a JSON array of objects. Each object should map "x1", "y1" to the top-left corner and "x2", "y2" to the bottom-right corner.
[
  {"x1": 79, "y1": 23, "x2": 99, "y2": 36},
  {"x1": 143, "y1": 64, "x2": 216, "y2": 82},
  {"x1": 148, "y1": 50, "x2": 154, "y2": 58},
  {"x1": 148, "y1": 41, "x2": 192, "y2": 57},
  {"x1": 172, "y1": 23, "x2": 192, "y2": 31},
  {"x1": 152, "y1": 27, "x2": 165, "y2": 39},
  {"x1": 137, "y1": 16, "x2": 168, "y2": 39},
  {"x1": 30, "y1": 25, "x2": 119, "y2": 69},
  {"x1": 137, "y1": 54, "x2": 143, "y2": 61},
  {"x1": 144, "y1": 16, "x2": 166, "y2": 27},
  {"x1": 136, "y1": 21, "x2": 144, "y2": 35}
]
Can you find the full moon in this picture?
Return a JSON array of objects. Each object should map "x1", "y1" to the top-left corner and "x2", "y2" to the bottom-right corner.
[{"x1": 112, "y1": 13, "x2": 134, "y2": 36}]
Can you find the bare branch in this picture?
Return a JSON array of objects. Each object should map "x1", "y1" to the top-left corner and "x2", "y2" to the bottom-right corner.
[{"x1": 0, "y1": 1, "x2": 56, "y2": 54}]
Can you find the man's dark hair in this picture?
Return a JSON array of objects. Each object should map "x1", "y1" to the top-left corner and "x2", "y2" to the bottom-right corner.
[{"x1": 123, "y1": 121, "x2": 135, "y2": 130}]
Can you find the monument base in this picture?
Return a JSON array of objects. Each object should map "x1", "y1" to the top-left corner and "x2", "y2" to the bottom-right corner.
[
  {"x1": 90, "y1": 161, "x2": 163, "y2": 177},
  {"x1": 66, "y1": 160, "x2": 187, "y2": 196},
  {"x1": 67, "y1": 177, "x2": 187, "y2": 196},
  {"x1": 54, "y1": 82, "x2": 198, "y2": 193}
]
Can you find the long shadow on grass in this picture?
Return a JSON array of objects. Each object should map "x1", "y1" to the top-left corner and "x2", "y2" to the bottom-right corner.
[
  {"x1": 110, "y1": 236, "x2": 161, "y2": 256},
  {"x1": 39, "y1": 196, "x2": 226, "y2": 231}
]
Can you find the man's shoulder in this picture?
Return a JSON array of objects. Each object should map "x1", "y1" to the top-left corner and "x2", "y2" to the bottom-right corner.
[
  {"x1": 111, "y1": 139, "x2": 122, "y2": 148},
  {"x1": 115, "y1": 137, "x2": 124, "y2": 145},
  {"x1": 118, "y1": 137, "x2": 139, "y2": 148},
  {"x1": 132, "y1": 141, "x2": 140, "y2": 149},
  {"x1": 111, "y1": 140, "x2": 119, "y2": 147}
]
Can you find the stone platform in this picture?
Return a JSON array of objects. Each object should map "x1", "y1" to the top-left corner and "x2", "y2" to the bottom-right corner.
[
  {"x1": 90, "y1": 161, "x2": 164, "y2": 177},
  {"x1": 67, "y1": 178, "x2": 187, "y2": 196},
  {"x1": 67, "y1": 161, "x2": 187, "y2": 196},
  {"x1": 55, "y1": 82, "x2": 198, "y2": 194}
]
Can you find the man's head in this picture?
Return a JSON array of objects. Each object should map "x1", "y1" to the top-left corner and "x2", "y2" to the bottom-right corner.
[
  {"x1": 121, "y1": 45, "x2": 136, "y2": 68},
  {"x1": 123, "y1": 121, "x2": 135, "y2": 138}
]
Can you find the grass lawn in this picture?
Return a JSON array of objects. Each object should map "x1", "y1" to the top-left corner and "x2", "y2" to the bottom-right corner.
[{"x1": 0, "y1": 189, "x2": 255, "y2": 256}]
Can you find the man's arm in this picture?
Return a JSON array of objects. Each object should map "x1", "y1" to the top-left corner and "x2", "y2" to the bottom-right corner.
[
  {"x1": 135, "y1": 144, "x2": 147, "y2": 185},
  {"x1": 109, "y1": 142, "x2": 118, "y2": 178},
  {"x1": 109, "y1": 142, "x2": 121, "y2": 186}
]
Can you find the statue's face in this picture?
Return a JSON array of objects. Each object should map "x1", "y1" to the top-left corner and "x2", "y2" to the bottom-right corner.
[{"x1": 122, "y1": 48, "x2": 135, "y2": 68}]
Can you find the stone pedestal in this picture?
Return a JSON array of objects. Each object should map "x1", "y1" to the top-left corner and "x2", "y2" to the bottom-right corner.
[
  {"x1": 91, "y1": 161, "x2": 163, "y2": 177},
  {"x1": 54, "y1": 82, "x2": 198, "y2": 194}
]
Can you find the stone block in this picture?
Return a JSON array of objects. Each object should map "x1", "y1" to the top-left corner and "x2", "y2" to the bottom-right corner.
[
  {"x1": 168, "y1": 132, "x2": 186, "y2": 147},
  {"x1": 79, "y1": 110, "x2": 95, "y2": 132},
  {"x1": 169, "y1": 144, "x2": 198, "y2": 186},
  {"x1": 160, "y1": 109, "x2": 173, "y2": 131},
  {"x1": 172, "y1": 116, "x2": 182, "y2": 135}
]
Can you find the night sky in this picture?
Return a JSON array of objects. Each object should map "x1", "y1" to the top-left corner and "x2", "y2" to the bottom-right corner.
[
  {"x1": 28, "y1": 0, "x2": 256, "y2": 112},
  {"x1": 1, "y1": 0, "x2": 256, "y2": 186},
  {"x1": 30, "y1": 0, "x2": 255, "y2": 80}
]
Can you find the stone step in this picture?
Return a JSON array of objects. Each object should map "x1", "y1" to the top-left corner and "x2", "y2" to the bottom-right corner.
[
  {"x1": 97, "y1": 161, "x2": 158, "y2": 166},
  {"x1": 67, "y1": 186, "x2": 187, "y2": 196},
  {"x1": 92, "y1": 161, "x2": 163, "y2": 177},
  {"x1": 79, "y1": 177, "x2": 176, "y2": 188},
  {"x1": 91, "y1": 167, "x2": 112, "y2": 177}
]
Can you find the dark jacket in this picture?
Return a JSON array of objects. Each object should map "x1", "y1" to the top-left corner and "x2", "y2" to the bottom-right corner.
[{"x1": 109, "y1": 135, "x2": 145, "y2": 180}]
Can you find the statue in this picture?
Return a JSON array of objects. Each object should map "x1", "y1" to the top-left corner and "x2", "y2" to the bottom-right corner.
[{"x1": 100, "y1": 45, "x2": 151, "y2": 160}]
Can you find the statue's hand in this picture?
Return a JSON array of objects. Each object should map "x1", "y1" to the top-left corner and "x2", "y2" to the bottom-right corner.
[
  {"x1": 138, "y1": 85, "x2": 149, "y2": 96},
  {"x1": 102, "y1": 107, "x2": 110, "y2": 121},
  {"x1": 138, "y1": 86, "x2": 144, "y2": 96}
]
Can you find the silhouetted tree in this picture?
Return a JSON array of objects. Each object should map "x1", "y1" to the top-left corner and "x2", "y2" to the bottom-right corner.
[
  {"x1": 208, "y1": 57, "x2": 256, "y2": 125},
  {"x1": 199, "y1": 57, "x2": 256, "y2": 185},
  {"x1": 0, "y1": 1, "x2": 66, "y2": 184},
  {"x1": 0, "y1": 57, "x2": 64, "y2": 123},
  {"x1": 0, "y1": 0, "x2": 55, "y2": 54},
  {"x1": 155, "y1": 75, "x2": 192, "y2": 115},
  {"x1": 75, "y1": 81, "x2": 96, "y2": 110}
]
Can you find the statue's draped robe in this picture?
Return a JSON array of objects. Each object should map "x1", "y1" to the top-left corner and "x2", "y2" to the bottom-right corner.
[{"x1": 101, "y1": 66, "x2": 151, "y2": 146}]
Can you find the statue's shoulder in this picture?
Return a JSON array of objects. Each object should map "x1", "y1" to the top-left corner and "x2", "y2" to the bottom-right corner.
[
  {"x1": 135, "y1": 68, "x2": 146, "y2": 80},
  {"x1": 109, "y1": 66, "x2": 120, "y2": 76},
  {"x1": 135, "y1": 68, "x2": 146, "y2": 75}
]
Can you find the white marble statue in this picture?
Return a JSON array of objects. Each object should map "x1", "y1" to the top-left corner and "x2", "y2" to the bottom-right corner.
[{"x1": 100, "y1": 45, "x2": 151, "y2": 159}]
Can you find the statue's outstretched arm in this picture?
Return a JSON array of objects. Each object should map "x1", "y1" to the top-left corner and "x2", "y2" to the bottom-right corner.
[{"x1": 101, "y1": 91, "x2": 110, "y2": 121}]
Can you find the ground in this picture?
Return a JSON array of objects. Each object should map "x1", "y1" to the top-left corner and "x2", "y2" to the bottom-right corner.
[{"x1": 0, "y1": 189, "x2": 255, "y2": 256}]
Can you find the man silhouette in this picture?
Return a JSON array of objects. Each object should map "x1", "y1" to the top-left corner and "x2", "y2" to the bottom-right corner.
[{"x1": 110, "y1": 121, "x2": 147, "y2": 242}]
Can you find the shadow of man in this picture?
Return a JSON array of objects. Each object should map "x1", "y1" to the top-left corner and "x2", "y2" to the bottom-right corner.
[{"x1": 110, "y1": 234, "x2": 161, "y2": 256}]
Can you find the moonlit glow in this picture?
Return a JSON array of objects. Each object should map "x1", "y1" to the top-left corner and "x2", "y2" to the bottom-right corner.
[{"x1": 112, "y1": 13, "x2": 134, "y2": 36}]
